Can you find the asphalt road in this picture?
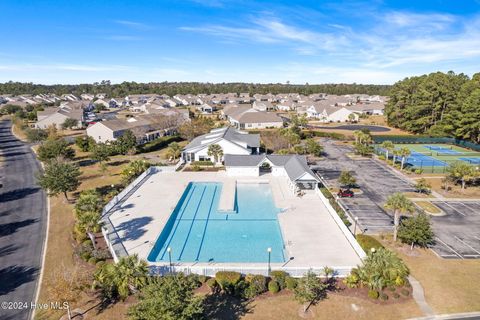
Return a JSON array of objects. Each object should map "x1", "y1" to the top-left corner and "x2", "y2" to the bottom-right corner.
[
  {"x1": 0, "y1": 119, "x2": 47, "y2": 320},
  {"x1": 313, "y1": 138, "x2": 414, "y2": 233}
]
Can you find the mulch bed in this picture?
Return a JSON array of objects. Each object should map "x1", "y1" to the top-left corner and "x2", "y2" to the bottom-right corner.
[{"x1": 333, "y1": 281, "x2": 413, "y2": 305}]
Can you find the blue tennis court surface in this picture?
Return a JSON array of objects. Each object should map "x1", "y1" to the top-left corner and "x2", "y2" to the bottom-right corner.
[
  {"x1": 424, "y1": 145, "x2": 460, "y2": 154},
  {"x1": 148, "y1": 182, "x2": 285, "y2": 263},
  {"x1": 459, "y1": 157, "x2": 480, "y2": 164},
  {"x1": 406, "y1": 151, "x2": 447, "y2": 167}
]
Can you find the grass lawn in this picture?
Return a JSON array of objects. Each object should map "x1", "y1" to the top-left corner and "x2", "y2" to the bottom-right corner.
[
  {"x1": 414, "y1": 201, "x2": 442, "y2": 214},
  {"x1": 244, "y1": 292, "x2": 422, "y2": 320},
  {"x1": 35, "y1": 153, "x2": 132, "y2": 320},
  {"x1": 421, "y1": 176, "x2": 480, "y2": 199},
  {"x1": 381, "y1": 238, "x2": 480, "y2": 314}
]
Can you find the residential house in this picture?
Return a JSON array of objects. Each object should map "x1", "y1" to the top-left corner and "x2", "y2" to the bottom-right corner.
[
  {"x1": 181, "y1": 127, "x2": 260, "y2": 163},
  {"x1": 305, "y1": 101, "x2": 359, "y2": 122},
  {"x1": 35, "y1": 103, "x2": 85, "y2": 129},
  {"x1": 252, "y1": 100, "x2": 275, "y2": 111},
  {"x1": 86, "y1": 112, "x2": 187, "y2": 144},
  {"x1": 227, "y1": 107, "x2": 284, "y2": 129}
]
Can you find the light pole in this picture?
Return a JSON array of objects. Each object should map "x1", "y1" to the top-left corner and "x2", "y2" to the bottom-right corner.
[
  {"x1": 167, "y1": 247, "x2": 172, "y2": 273},
  {"x1": 267, "y1": 247, "x2": 272, "y2": 275},
  {"x1": 353, "y1": 216, "x2": 359, "y2": 237},
  {"x1": 371, "y1": 247, "x2": 376, "y2": 254}
]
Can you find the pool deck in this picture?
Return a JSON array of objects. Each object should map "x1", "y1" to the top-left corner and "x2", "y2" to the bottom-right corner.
[{"x1": 105, "y1": 170, "x2": 363, "y2": 272}]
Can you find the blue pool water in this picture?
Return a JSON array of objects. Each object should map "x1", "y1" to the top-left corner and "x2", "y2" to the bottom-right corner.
[{"x1": 147, "y1": 182, "x2": 286, "y2": 263}]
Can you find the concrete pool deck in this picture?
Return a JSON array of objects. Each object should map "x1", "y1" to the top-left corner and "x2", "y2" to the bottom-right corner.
[{"x1": 104, "y1": 169, "x2": 363, "y2": 274}]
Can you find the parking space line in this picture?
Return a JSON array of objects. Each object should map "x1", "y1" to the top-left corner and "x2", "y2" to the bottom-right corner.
[
  {"x1": 454, "y1": 236, "x2": 480, "y2": 255},
  {"x1": 435, "y1": 237, "x2": 464, "y2": 259},
  {"x1": 457, "y1": 202, "x2": 480, "y2": 216},
  {"x1": 475, "y1": 236, "x2": 480, "y2": 241},
  {"x1": 436, "y1": 201, "x2": 466, "y2": 216}
]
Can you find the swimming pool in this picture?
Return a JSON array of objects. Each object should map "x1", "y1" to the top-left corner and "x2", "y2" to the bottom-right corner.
[{"x1": 147, "y1": 182, "x2": 286, "y2": 263}]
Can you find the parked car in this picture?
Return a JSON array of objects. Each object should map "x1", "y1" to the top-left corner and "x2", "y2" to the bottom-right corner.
[{"x1": 337, "y1": 188, "x2": 354, "y2": 198}]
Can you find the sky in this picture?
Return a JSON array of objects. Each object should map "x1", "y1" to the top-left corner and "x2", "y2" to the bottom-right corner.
[{"x1": 0, "y1": 0, "x2": 479, "y2": 85}]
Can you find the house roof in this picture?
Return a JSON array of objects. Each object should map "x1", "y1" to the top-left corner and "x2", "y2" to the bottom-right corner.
[
  {"x1": 227, "y1": 108, "x2": 283, "y2": 124},
  {"x1": 183, "y1": 127, "x2": 260, "y2": 152},
  {"x1": 224, "y1": 154, "x2": 319, "y2": 182}
]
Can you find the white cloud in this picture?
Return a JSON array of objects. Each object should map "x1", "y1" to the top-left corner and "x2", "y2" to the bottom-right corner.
[{"x1": 114, "y1": 20, "x2": 151, "y2": 30}]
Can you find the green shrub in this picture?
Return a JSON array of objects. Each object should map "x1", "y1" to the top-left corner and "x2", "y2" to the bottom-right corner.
[
  {"x1": 388, "y1": 286, "x2": 396, "y2": 292},
  {"x1": 234, "y1": 280, "x2": 249, "y2": 298},
  {"x1": 268, "y1": 280, "x2": 280, "y2": 294},
  {"x1": 198, "y1": 275, "x2": 208, "y2": 284},
  {"x1": 356, "y1": 234, "x2": 384, "y2": 252},
  {"x1": 368, "y1": 290, "x2": 379, "y2": 299},
  {"x1": 88, "y1": 257, "x2": 98, "y2": 264},
  {"x1": 96, "y1": 261, "x2": 106, "y2": 268},
  {"x1": 191, "y1": 164, "x2": 202, "y2": 172},
  {"x1": 415, "y1": 169, "x2": 424, "y2": 175},
  {"x1": 393, "y1": 293, "x2": 400, "y2": 299},
  {"x1": 270, "y1": 270, "x2": 289, "y2": 289},
  {"x1": 137, "y1": 135, "x2": 183, "y2": 153},
  {"x1": 244, "y1": 274, "x2": 267, "y2": 298},
  {"x1": 206, "y1": 278, "x2": 218, "y2": 291},
  {"x1": 344, "y1": 273, "x2": 359, "y2": 288},
  {"x1": 380, "y1": 293, "x2": 388, "y2": 301},
  {"x1": 285, "y1": 276, "x2": 297, "y2": 290},
  {"x1": 378, "y1": 155, "x2": 386, "y2": 160},
  {"x1": 400, "y1": 288, "x2": 410, "y2": 296},
  {"x1": 191, "y1": 160, "x2": 214, "y2": 166},
  {"x1": 215, "y1": 271, "x2": 242, "y2": 293}
]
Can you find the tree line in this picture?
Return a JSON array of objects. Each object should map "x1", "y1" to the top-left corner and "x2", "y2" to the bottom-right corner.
[
  {"x1": 385, "y1": 71, "x2": 480, "y2": 143},
  {"x1": 0, "y1": 80, "x2": 391, "y2": 97}
]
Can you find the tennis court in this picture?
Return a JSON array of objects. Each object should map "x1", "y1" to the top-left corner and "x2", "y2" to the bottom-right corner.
[{"x1": 376, "y1": 143, "x2": 480, "y2": 173}]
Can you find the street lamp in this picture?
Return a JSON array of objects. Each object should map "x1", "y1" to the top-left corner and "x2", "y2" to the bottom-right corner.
[
  {"x1": 353, "y1": 217, "x2": 359, "y2": 237},
  {"x1": 167, "y1": 247, "x2": 172, "y2": 273},
  {"x1": 267, "y1": 247, "x2": 272, "y2": 275}
]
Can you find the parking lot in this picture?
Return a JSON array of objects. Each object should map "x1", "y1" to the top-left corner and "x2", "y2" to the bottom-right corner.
[
  {"x1": 314, "y1": 139, "x2": 414, "y2": 233},
  {"x1": 430, "y1": 201, "x2": 480, "y2": 259}
]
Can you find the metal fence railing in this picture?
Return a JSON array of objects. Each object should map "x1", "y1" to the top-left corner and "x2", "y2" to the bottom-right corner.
[
  {"x1": 148, "y1": 264, "x2": 353, "y2": 278},
  {"x1": 372, "y1": 136, "x2": 480, "y2": 152}
]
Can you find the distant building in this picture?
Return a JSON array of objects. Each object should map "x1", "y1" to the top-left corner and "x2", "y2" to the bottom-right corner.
[
  {"x1": 35, "y1": 104, "x2": 84, "y2": 129},
  {"x1": 86, "y1": 112, "x2": 187, "y2": 144}
]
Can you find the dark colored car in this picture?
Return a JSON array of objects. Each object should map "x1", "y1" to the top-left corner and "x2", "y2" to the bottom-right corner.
[{"x1": 337, "y1": 189, "x2": 354, "y2": 198}]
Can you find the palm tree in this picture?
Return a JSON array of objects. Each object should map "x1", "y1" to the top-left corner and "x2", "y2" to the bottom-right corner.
[
  {"x1": 384, "y1": 193, "x2": 415, "y2": 242},
  {"x1": 166, "y1": 142, "x2": 181, "y2": 161},
  {"x1": 398, "y1": 147, "x2": 411, "y2": 170},
  {"x1": 380, "y1": 141, "x2": 394, "y2": 161},
  {"x1": 392, "y1": 149, "x2": 400, "y2": 165},
  {"x1": 78, "y1": 211, "x2": 101, "y2": 249},
  {"x1": 93, "y1": 254, "x2": 149, "y2": 301},
  {"x1": 207, "y1": 144, "x2": 223, "y2": 164},
  {"x1": 353, "y1": 130, "x2": 362, "y2": 145}
]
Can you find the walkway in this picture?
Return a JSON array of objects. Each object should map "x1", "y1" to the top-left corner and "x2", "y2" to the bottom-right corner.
[{"x1": 409, "y1": 275, "x2": 435, "y2": 317}]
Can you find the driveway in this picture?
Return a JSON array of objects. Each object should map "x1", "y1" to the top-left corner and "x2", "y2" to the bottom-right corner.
[
  {"x1": 429, "y1": 201, "x2": 480, "y2": 259},
  {"x1": 313, "y1": 139, "x2": 414, "y2": 233},
  {"x1": 0, "y1": 119, "x2": 47, "y2": 320}
]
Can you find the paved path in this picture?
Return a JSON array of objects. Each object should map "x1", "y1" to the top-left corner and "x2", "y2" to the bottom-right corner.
[
  {"x1": 0, "y1": 119, "x2": 48, "y2": 320},
  {"x1": 409, "y1": 275, "x2": 435, "y2": 317}
]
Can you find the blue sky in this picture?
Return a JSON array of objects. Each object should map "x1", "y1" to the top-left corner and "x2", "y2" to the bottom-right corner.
[{"x1": 0, "y1": 0, "x2": 479, "y2": 84}]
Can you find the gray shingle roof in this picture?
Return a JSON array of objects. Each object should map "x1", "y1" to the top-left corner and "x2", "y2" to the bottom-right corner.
[{"x1": 224, "y1": 154, "x2": 319, "y2": 182}]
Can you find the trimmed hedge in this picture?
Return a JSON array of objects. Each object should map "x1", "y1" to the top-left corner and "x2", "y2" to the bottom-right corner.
[
  {"x1": 356, "y1": 234, "x2": 384, "y2": 252},
  {"x1": 368, "y1": 290, "x2": 379, "y2": 299},
  {"x1": 320, "y1": 188, "x2": 352, "y2": 227},
  {"x1": 285, "y1": 276, "x2": 297, "y2": 290},
  {"x1": 268, "y1": 280, "x2": 280, "y2": 294},
  {"x1": 244, "y1": 274, "x2": 267, "y2": 298},
  {"x1": 191, "y1": 160, "x2": 214, "y2": 166},
  {"x1": 303, "y1": 130, "x2": 346, "y2": 140},
  {"x1": 270, "y1": 270, "x2": 289, "y2": 289},
  {"x1": 215, "y1": 271, "x2": 242, "y2": 292},
  {"x1": 206, "y1": 278, "x2": 218, "y2": 290}
]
